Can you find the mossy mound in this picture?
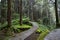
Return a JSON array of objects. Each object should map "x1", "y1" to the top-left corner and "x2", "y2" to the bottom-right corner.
[
  {"x1": 37, "y1": 30, "x2": 49, "y2": 40},
  {"x1": 11, "y1": 24, "x2": 32, "y2": 33},
  {"x1": 12, "y1": 24, "x2": 31, "y2": 29}
]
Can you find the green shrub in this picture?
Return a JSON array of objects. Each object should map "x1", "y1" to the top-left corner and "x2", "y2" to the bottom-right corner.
[
  {"x1": 47, "y1": 25, "x2": 56, "y2": 31},
  {"x1": 37, "y1": 24, "x2": 50, "y2": 40},
  {"x1": 23, "y1": 17, "x2": 30, "y2": 24},
  {"x1": 12, "y1": 18, "x2": 31, "y2": 26},
  {"x1": 13, "y1": 28, "x2": 21, "y2": 33},
  {"x1": 36, "y1": 24, "x2": 49, "y2": 33},
  {"x1": 37, "y1": 19, "x2": 43, "y2": 24},
  {"x1": 0, "y1": 22, "x2": 7, "y2": 30}
]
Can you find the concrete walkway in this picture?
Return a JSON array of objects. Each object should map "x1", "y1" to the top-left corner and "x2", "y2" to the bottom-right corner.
[
  {"x1": 25, "y1": 32, "x2": 39, "y2": 40},
  {"x1": 10, "y1": 22, "x2": 39, "y2": 40},
  {"x1": 44, "y1": 29, "x2": 60, "y2": 40}
]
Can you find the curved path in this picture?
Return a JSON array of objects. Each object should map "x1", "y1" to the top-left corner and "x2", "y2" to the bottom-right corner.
[{"x1": 10, "y1": 22, "x2": 39, "y2": 40}]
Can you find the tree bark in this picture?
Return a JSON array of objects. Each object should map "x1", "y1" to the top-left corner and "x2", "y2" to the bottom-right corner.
[
  {"x1": 19, "y1": 0, "x2": 22, "y2": 25},
  {"x1": 7, "y1": 0, "x2": 11, "y2": 27},
  {"x1": 55, "y1": 0, "x2": 59, "y2": 28}
]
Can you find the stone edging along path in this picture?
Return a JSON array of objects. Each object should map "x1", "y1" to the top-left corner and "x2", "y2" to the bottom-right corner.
[{"x1": 9, "y1": 22, "x2": 39, "y2": 40}]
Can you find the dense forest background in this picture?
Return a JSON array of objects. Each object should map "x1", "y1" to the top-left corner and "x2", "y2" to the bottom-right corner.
[
  {"x1": 0, "y1": 0, "x2": 60, "y2": 28},
  {"x1": 0, "y1": 0, "x2": 60, "y2": 40}
]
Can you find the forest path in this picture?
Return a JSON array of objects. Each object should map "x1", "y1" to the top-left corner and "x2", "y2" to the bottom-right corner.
[
  {"x1": 44, "y1": 29, "x2": 60, "y2": 40},
  {"x1": 10, "y1": 22, "x2": 39, "y2": 40},
  {"x1": 25, "y1": 32, "x2": 39, "y2": 40}
]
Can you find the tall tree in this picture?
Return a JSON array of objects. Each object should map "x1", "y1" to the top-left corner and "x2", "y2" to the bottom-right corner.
[
  {"x1": 19, "y1": 0, "x2": 22, "y2": 25},
  {"x1": 55, "y1": 0, "x2": 59, "y2": 27},
  {"x1": 7, "y1": 0, "x2": 11, "y2": 27}
]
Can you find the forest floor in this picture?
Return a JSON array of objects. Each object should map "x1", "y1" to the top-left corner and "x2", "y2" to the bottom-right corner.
[
  {"x1": 0, "y1": 31, "x2": 40, "y2": 40},
  {"x1": 0, "y1": 22, "x2": 40, "y2": 40},
  {"x1": 9, "y1": 22, "x2": 39, "y2": 40},
  {"x1": 0, "y1": 30, "x2": 6, "y2": 40}
]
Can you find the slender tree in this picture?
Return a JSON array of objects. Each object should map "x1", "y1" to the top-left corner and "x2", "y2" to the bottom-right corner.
[
  {"x1": 7, "y1": 0, "x2": 11, "y2": 27},
  {"x1": 19, "y1": 0, "x2": 22, "y2": 25},
  {"x1": 55, "y1": 0, "x2": 59, "y2": 27}
]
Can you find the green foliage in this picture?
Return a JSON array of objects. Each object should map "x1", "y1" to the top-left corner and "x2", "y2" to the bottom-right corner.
[
  {"x1": 36, "y1": 24, "x2": 55, "y2": 40},
  {"x1": 12, "y1": 17, "x2": 31, "y2": 26},
  {"x1": 12, "y1": 19, "x2": 19, "y2": 25},
  {"x1": 37, "y1": 19, "x2": 43, "y2": 24},
  {"x1": 37, "y1": 30, "x2": 49, "y2": 40},
  {"x1": 12, "y1": 13, "x2": 19, "y2": 20},
  {"x1": 43, "y1": 17, "x2": 50, "y2": 25},
  {"x1": 23, "y1": 17, "x2": 31, "y2": 25},
  {"x1": 47, "y1": 25, "x2": 56, "y2": 31},
  {"x1": 0, "y1": 17, "x2": 32, "y2": 33},
  {"x1": 36, "y1": 23, "x2": 55, "y2": 33},
  {"x1": 12, "y1": 24, "x2": 31, "y2": 29},
  {"x1": 1, "y1": 22, "x2": 7, "y2": 27},
  {"x1": 0, "y1": 22, "x2": 7, "y2": 30},
  {"x1": 37, "y1": 24, "x2": 49, "y2": 33},
  {"x1": 11, "y1": 17, "x2": 32, "y2": 29},
  {"x1": 12, "y1": 24, "x2": 31, "y2": 33}
]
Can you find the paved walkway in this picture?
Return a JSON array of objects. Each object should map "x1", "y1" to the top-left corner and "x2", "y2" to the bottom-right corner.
[
  {"x1": 25, "y1": 32, "x2": 39, "y2": 40},
  {"x1": 10, "y1": 22, "x2": 39, "y2": 40},
  {"x1": 44, "y1": 29, "x2": 60, "y2": 40}
]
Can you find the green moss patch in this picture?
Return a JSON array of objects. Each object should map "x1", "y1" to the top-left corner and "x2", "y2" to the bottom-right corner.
[
  {"x1": 12, "y1": 24, "x2": 32, "y2": 29},
  {"x1": 36, "y1": 24, "x2": 50, "y2": 40},
  {"x1": 37, "y1": 30, "x2": 49, "y2": 40}
]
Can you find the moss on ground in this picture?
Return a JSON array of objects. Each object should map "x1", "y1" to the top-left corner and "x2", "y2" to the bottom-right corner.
[
  {"x1": 37, "y1": 30, "x2": 49, "y2": 40},
  {"x1": 0, "y1": 24, "x2": 32, "y2": 40},
  {"x1": 36, "y1": 24, "x2": 49, "y2": 33},
  {"x1": 12, "y1": 24, "x2": 32, "y2": 29}
]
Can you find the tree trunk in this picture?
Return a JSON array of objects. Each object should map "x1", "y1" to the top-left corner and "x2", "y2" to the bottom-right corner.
[
  {"x1": 55, "y1": 0, "x2": 59, "y2": 28},
  {"x1": 19, "y1": 0, "x2": 22, "y2": 25},
  {"x1": 7, "y1": 0, "x2": 11, "y2": 27}
]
